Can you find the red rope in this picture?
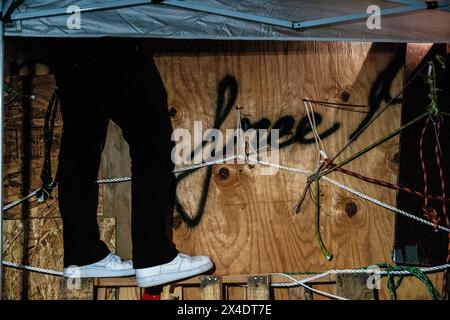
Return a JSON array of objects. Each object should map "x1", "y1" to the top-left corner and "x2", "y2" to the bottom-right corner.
[
  {"x1": 322, "y1": 159, "x2": 449, "y2": 203},
  {"x1": 434, "y1": 121, "x2": 450, "y2": 298},
  {"x1": 419, "y1": 117, "x2": 449, "y2": 297},
  {"x1": 419, "y1": 117, "x2": 445, "y2": 230},
  {"x1": 323, "y1": 115, "x2": 449, "y2": 297}
]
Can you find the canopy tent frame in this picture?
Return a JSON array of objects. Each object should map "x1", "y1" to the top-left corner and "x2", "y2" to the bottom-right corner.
[
  {"x1": 2, "y1": 0, "x2": 449, "y2": 29},
  {"x1": 0, "y1": 3, "x2": 4, "y2": 300},
  {"x1": 0, "y1": 0, "x2": 449, "y2": 299}
]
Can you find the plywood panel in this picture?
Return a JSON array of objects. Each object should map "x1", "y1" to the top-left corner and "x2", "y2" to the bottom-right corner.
[
  {"x1": 101, "y1": 121, "x2": 132, "y2": 260},
  {"x1": 100, "y1": 40, "x2": 442, "y2": 299},
  {"x1": 150, "y1": 41, "x2": 401, "y2": 299}
]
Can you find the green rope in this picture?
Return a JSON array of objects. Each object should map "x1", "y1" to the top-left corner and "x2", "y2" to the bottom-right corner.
[
  {"x1": 283, "y1": 263, "x2": 442, "y2": 300},
  {"x1": 375, "y1": 263, "x2": 442, "y2": 300},
  {"x1": 320, "y1": 112, "x2": 428, "y2": 177},
  {"x1": 313, "y1": 178, "x2": 333, "y2": 261},
  {"x1": 4, "y1": 81, "x2": 30, "y2": 105},
  {"x1": 425, "y1": 61, "x2": 440, "y2": 118},
  {"x1": 320, "y1": 57, "x2": 448, "y2": 179}
]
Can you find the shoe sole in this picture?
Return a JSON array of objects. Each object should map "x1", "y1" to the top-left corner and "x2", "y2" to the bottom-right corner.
[
  {"x1": 64, "y1": 268, "x2": 135, "y2": 278},
  {"x1": 136, "y1": 261, "x2": 214, "y2": 288}
]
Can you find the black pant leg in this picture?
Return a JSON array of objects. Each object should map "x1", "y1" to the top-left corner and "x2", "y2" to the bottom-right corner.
[
  {"x1": 55, "y1": 64, "x2": 111, "y2": 268},
  {"x1": 109, "y1": 49, "x2": 178, "y2": 269}
]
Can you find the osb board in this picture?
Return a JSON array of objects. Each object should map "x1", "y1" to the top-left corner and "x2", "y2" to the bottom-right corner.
[
  {"x1": 1, "y1": 217, "x2": 116, "y2": 300},
  {"x1": 2, "y1": 73, "x2": 104, "y2": 219}
]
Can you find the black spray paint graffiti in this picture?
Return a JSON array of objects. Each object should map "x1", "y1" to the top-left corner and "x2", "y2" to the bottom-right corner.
[
  {"x1": 350, "y1": 49, "x2": 404, "y2": 139},
  {"x1": 174, "y1": 76, "x2": 340, "y2": 227},
  {"x1": 175, "y1": 51, "x2": 404, "y2": 227}
]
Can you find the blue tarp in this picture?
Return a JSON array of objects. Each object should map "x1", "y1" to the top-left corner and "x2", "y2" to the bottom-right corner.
[{"x1": 4, "y1": 0, "x2": 450, "y2": 42}]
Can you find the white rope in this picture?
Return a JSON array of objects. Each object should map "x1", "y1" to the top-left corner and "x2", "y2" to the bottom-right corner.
[
  {"x1": 173, "y1": 155, "x2": 239, "y2": 174},
  {"x1": 257, "y1": 160, "x2": 450, "y2": 233},
  {"x1": 236, "y1": 108, "x2": 245, "y2": 160},
  {"x1": 271, "y1": 263, "x2": 450, "y2": 288},
  {"x1": 4, "y1": 158, "x2": 450, "y2": 233},
  {"x1": 321, "y1": 175, "x2": 450, "y2": 233},
  {"x1": 273, "y1": 273, "x2": 348, "y2": 300},
  {"x1": 95, "y1": 177, "x2": 131, "y2": 184},
  {"x1": 2, "y1": 259, "x2": 449, "y2": 290},
  {"x1": 2, "y1": 261, "x2": 63, "y2": 277},
  {"x1": 2, "y1": 189, "x2": 40, "y2": 212},
  {"x1": 2, "y1": 156, "x2": 240, "y2": 212},
  {"x1": 304, "y1": 98, "x2": 328, "y2": 166},
  {"x1": 96, "y1": 156, "x2": 240, "y2": 184}
]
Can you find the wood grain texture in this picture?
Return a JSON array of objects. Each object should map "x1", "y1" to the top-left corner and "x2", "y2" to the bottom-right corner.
[
  {"x1": 101, "y1": 40, "x2": 443, "y2": 299},
  {"x1": 336, "y1": 273, "x2": 376, "y2": 300},
  {"x1": 155, "y1": 41, "x2": 404, "y2": 299},
  {"x1": 247, "y1": 276, "x2": 270, "y2": 300},
  {"x1": 288, "y1": 286, "x2": 313, "y2": 300},
  {"x1": 95, "y1": 287, "x2": 119, "y2": 300},
  {"x1": 118, "y1": 287, "x2": 142, "y2": 300},
  {"x1": 101, "y1": 121, "x2": 132, "y2": 260},
  {"x1": 161, "y1": 285, "x2": 183, "y2": 300},
  {"x1": 59, "y1": 278, "x2": 94, "y2": 300},
  {"x1": 200, "y1": 276, "x2": 223, "y2": 300}
]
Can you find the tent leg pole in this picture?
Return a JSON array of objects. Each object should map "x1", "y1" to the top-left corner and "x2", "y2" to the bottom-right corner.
[{"x1": 0, "y1": 18, "x2": 5, "y2": 301}]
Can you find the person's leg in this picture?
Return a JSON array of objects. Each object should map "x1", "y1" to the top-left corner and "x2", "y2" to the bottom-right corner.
[
  {"x1": 55, "y1": 59, "x2": 111, "y2": 268},
  {"x1": 109, "y1": 46, "x2": 178, "y2": 269}
]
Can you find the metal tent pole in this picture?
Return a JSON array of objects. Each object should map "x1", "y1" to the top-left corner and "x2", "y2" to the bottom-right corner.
[
  {"x1": 2, "y1": 0, "x2": 24, "y2": 20},
  {"x1": 10, "y1": 0, "x2": 155, "y2": 21},
  {"x1": 293, "y1": 3, "x2": 432, "y2": 29},
  {"x1": 6, "y1": 0, "x2": 450, "y2": 30},
  {"x1": 9, "y1": 0, "x2": 293, "y2": 28},
  {"x1": 0, "y1": 4, "x2": 5, "y2": 301}
]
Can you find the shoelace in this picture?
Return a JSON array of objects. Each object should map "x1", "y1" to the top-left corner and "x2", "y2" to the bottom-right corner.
[{"x1": 107, "y1": 254, "x2": 127, "y2": 268}]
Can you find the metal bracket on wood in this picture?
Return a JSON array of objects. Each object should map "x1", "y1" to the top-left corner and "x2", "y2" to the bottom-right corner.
[
  {"x1": 336, "y1": 273, "x2": 377, "y2": 300},
  {"x1": 200, "y1": 275, "x2": 223, "y2": 300},
  {"x1": 247, "y1": 275, "x2": 271, "y2": 300}
]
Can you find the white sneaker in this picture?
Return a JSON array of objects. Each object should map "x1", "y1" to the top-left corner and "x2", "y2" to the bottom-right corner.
[
  {"x1": 136, "y1": 253, "x2": 213, "y2": 287},
  {"x1": 64, "y1": 253, "x2": 135, "y2": 278}
]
